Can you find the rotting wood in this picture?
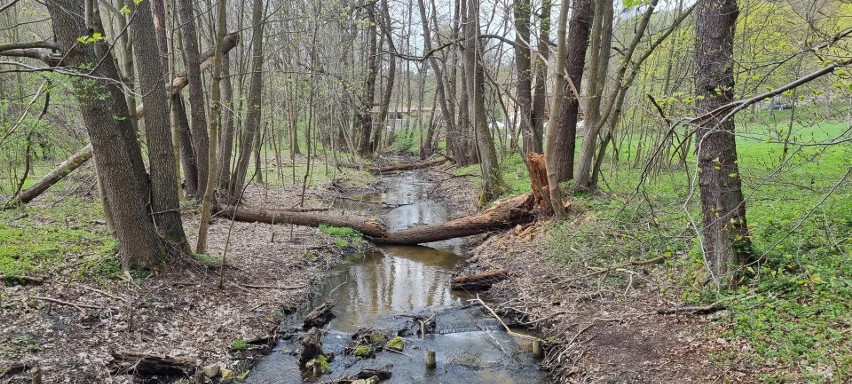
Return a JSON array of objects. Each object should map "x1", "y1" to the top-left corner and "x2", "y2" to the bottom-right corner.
[
  {"x1": 0, "y1": 360, "x2": 33, "y2": 378},
  {"x1": 526, "y1": 152, "x2": 551, "y2": 212},
  {"x1": 224, "y1": 194, "x2": 537, "y2": 246},
  {"x1": 303, "y1": 302, "x2": 335, "y2": 330},
  {"x1": 369, "y1": 157, "x2": 450, "y2": 174},
  {"x1": 450, "y1": 268, "x2": 509, "y2": 291},
  {"x1": 299, "y1": 327, "x2": 325, "y2": 367},
  {"x1": 656, "y1": 301, "x2": 724, "y2": 316},
  {"x1": 0, "y1": 274, "x2": 44, "y2": 285},
  {"x1": 334, "y1": 368, "x2": 393, "y2": 383},
  {"x1": 109, "y1": 351, "x2": 195, "y2": 376}
]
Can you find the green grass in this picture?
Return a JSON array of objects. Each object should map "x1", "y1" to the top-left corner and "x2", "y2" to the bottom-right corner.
[
  {"x1": 0, "y1": 196, "x2": 116, "y2": 279},
  {"x1": 319, "y1": 224, "x2": 363, "y2": 247},
  {"x1": 480, "y1": 108, "x2": 850, "y2": 381}
]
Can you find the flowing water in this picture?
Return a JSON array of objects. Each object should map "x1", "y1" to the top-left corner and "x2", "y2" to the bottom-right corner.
[{"x1": 247, "y1": 172, "x2": 549, "y2": 383}]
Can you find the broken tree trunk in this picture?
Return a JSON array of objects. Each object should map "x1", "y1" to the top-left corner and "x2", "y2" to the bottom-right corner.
[
  {"x1": 303, "y1": 302, "x2": 335, "y2": 330},
  {"x1": 369, "y1": 157, "x2": 450, "y2": 174},
  {"x1": 4, "y1": 143, "x2": 93, "y2": 208},
  {"x1": 225, "y1": 194, "x2": 536, "y2": 246},
  {"x1": 451, "y1": 268, "x2": 509, "y2": 291},
  {"x1": 370, "y1": 194, "x2": 535, "y2": 245},
  {"x1": 526, "y1": 152, "x2": 551, "y2": 212},
  {"x1": 299, "y1": 327, "x2": 325, "y2": 367},
  {"x1": 109, "y1": 351, "x2": 194, "y2": 376},
  {"x1": 2, "y1": 33, "x2": 240, "y2": 209}
]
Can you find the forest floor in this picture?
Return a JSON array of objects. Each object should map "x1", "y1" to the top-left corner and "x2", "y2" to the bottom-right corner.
[
  {"x1": 0, "y1": 155, "x2": 476, "y2": 383},
  {"x1": 2, "y1": 148, "x2": 848, "y2": 383}
]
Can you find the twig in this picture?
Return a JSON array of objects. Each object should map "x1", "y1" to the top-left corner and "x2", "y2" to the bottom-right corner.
[
  {"x1": 75, "y1": 283, "x2": 129, "y2": 303},
  {"x1": 470, "y1": 295, "x2": 538, "y2": 342},
  {"x1": 656, "y1": 301, "x2": 725, "y2": 315},
  {"x1": 32, "y1": 296, "x2": 107, "y2": 313},
  {"x1": 241, "y1": 283, "x2": 305, "y2": 290}
]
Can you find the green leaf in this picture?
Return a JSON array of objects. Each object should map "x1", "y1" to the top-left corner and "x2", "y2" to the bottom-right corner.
[{"x1": 120, "y1": 5, "x2": 131, "y2": 14}]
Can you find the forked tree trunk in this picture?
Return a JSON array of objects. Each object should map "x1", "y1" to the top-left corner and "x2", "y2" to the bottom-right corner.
[
  {"x1": 694, "y1": 0, "x2": 753, "y2": 285},
  {"x1": 47, "y1": 0, "x2": 163, "y2": 269}
]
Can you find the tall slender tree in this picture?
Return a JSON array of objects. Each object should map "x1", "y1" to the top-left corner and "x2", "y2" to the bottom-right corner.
[
  {"x1": 514, "y1": 0, "x2": 534, "y2": 155},
  {"x1": 178, "y1": 0, "x2": 211, "y2": 196}
]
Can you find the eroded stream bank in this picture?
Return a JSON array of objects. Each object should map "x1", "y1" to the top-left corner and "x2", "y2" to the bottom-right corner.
[{"x1": 247, "y1": 171, "x2": 550, "y2": 383}]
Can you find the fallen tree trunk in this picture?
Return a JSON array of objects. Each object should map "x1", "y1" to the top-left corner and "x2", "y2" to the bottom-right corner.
[
  {"x1": 225, "y1": 194, "x2": 536, "y2": 246},
  {"x1": 109, "y1": 351, "x2": 194, "y2": 376},
  {"x1": 3, "y1": 34, "x2": 240, "y2": 209},
  {"x1": 222, "y1": 206, "x2": 388, "y2": 237},
  {"x1": 369, "y1": 157, "x2": 450, "y2": 174},
  {"x1": 4, "y1": 143, "x2": 93, "y2": 208},
  {"x1": 370, "y1": 194, "x2": 535, "y2": 245},
  {"x1": 451, "y1": 268, "x2": 509, "y2": 291}
]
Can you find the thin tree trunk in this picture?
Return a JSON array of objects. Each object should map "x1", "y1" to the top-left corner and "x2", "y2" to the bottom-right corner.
[
  {"x1": 544, "y1": 0, "x2": 572, "y2": 218},
  {"x1": 229, "y1": 0, "x2": 265, "y2": 201},
  {"x1": 178, "y1": 0, "x2": 210, "y2": 196},
  {"x1": 358, "y1": 4, "x2": 379, "y2": 156},
  {"x1": 553, "y1": 0, "x2": 593, "y2": 182},
  {"x1": 196, "y1": 0, "x2": 228, "y2": 254}
]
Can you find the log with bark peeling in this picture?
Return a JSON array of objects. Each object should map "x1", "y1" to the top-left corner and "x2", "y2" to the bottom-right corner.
[
  {"x1": 2, "y1": 33, "x2": 240, "y2": 209},
  {"x1": 109, "y1": 351, "x2": 194, "y2": 376},
  {"x1": 369, "y1": 157, "x2": 450, "y2": 174},
  {"x1": 225, "y1": 194, "x2": 536, "y2": 246},
  {"x1": 451, "y1": 268, "x2": 509, "y2": 291}
]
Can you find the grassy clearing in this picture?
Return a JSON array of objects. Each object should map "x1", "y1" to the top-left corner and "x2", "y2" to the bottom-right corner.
[{"x1": 481, "y1": 110, "x2": 850, "y2": 382}]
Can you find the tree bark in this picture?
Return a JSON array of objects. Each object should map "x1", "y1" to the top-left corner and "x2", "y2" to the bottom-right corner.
[
  {"x1": 358, "y1": 4, "x2": 379, "y2": 156},
  {"x1": 229, "y1": 0, "x2": 265, "y2": 201},
  {"x1": 543, "y1": 0, "x2": 572, "y2": 218},
  {"x1": 46, "y1": 0, "x2": 163, "y2": 270},
  {"x1": 573, "y1": 0, "x2": 612, "y2": 191},
  {"x1": 553, "y1": 0, "x2": 593, "y2": 182},
  {"x1": 224, "y1": 194, "x2": 536, "y2": 246},
  {"x1": 514, "y1": 0, "x2": 534, "y2": 155},
  {"x1": 128, "y1": 0, "x2": 189, "y2": 249},
  {"x1": 463, "y1": 0, "x2": 503, "y2": 202},
  {"x1": 196, "y1": 0, "x2": 228, "y2": 254},
  {"x1": 694, "y1": 0, "x2": 753, "y2": 285},
  {"x1": 178, "y1": 0, "x2": 210, "y2": 196},
  {"x1": 4, "y1": 144, "x2": 93, "y2": 208},
  {"x1": 451, "y1": 269, "x2": 508, "y2": 291},
  {"x1": 530, "y1": 0, "x2": 551, "y2": 155},
  {"x1": 417, "y1": 0, "x2": 455, "y2": 162}
]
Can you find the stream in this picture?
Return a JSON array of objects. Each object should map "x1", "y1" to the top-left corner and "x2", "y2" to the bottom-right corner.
[{"x1": 247, "y1": 171, "x2": 550, "y2": 383}]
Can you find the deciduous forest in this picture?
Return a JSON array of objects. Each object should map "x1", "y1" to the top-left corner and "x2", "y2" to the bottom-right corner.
[{"x1": 0, "y1": 0, "x2": 849, "y2": 382}]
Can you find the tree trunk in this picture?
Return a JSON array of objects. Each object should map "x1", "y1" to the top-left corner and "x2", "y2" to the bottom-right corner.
[
  {"x1": 573, "y1": 0, "x2": 612, "y2": 191},
  {"x1": 553, "y1": 0, "x2": 593, "y2": 183},
  {"x1": 4, "y1": 144, "x2": 93, "y2": 208},
  {"x1": 514, "y1": 0, "x2": 534, "y2": 155},
  {"x1": 128, "y1": 0, "x2": 189, "y2": 250},
  {"x1": 530, "y1": 0, "x2": 551, "y2": 155},
  {"x1": 358, "y1": 4, "x2": 379, "y2": 156},
  {"x1": 543, "y1": 0, "x2": 572, "y2": 218},
  {"x1": 373, "y1": 0, "x2": 396, "y2": 154},
  {"x1": 224, "y1": 194, "x2": 536, "y2": 246},
  {"x1": 694, "y1": 0, "x2": 753, "y2": 285},
  {"x1": 195, "y1": 0, "x2": 228, "y2": 254},
  {"x1": 417, "y1": 0, "x2": 454, "y2": 161},
  {"x1": 229, "y1": 0, "x2": 264, "y2": 201},
  {"x1": 463, "y1": 0, "x2": 503, "y2": 202},
  {"x1": 174, "y1": 94, "x2": 200, "y2": 196},
  {"x1": 178, "y1": 0, "x2": 210, "y2": 196},
  {"x1": 46, "y1": 0, "x2": 163, "y2": 270}
]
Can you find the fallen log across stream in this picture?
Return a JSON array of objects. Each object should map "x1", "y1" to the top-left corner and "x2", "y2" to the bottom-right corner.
[
  {"x1": 222, "y1": 194, "x2": 536, "y2": 246},
  {"x1": 369, "y1": 157, "x2": 450, "y2": 174}
]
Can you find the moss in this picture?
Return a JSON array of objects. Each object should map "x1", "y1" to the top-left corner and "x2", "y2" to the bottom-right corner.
[
  {"x1": 386, "y1": 337, "x2": 405, "y2": 351},
  {"x1": 353, "y1": 345, "x2": 372, "y2": 357}
]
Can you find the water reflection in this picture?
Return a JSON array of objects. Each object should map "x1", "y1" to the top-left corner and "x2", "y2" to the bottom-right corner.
[{"x1": 324, "y1": 245, "x2": 470, "y2": 332}]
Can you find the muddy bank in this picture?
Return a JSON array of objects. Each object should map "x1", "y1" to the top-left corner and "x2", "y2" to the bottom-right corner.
[{"x1": 462, "y1": 221, "x2": 733, "y2": 383}]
